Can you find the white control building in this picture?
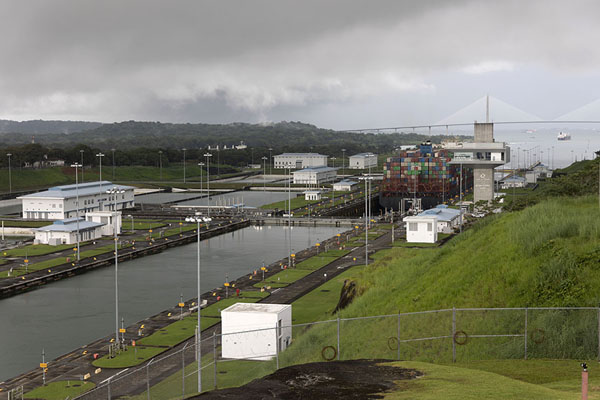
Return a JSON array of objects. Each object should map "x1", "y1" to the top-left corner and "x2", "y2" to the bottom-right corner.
[
  {"x1": 274, "y1": 153, "x2": 328, "y2": 169},
  {"x1": 349, "y1": 153, "x2": 378, "y2": 169},
  {"x1": 293, "y1": 166, "x2": 337, "y2": 185},
  {"x1": 19, "y1": 181, "x2": 135, "y2": 220}
]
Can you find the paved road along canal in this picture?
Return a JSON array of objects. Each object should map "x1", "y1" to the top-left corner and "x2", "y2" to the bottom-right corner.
[{"x1": 0, "y1": 225, "x2": 344, "y2": 381}]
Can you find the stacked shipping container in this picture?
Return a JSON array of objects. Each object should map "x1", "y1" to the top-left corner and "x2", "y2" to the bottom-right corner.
[{"x1": 380, "y1": 144, "x2": 473, "y2": 210}]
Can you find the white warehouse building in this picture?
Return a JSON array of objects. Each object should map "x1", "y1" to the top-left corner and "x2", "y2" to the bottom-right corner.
[
  {"x1": 349, "y1": 153, "x2": 378, "y2": 169},
  {"x1": 19, "y1": 181, "x2": 135, "y2": 220},
  {"x1": 34, "y1": 218, "x2": 105, "y2": 245},
  {"x1": 274, "y1": 153, "x2": 328, "y2": 169},
  {"x1": 293, "y1": 166, "x2": 337, "y2": 185},
  {"x1": 221, "y1": 303, "x2": 292, "y2": 361}
]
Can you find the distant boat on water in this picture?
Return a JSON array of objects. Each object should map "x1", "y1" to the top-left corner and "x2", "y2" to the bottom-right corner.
[{"x1": 557, "y1": 132, "x2": 571, "y2": 141}]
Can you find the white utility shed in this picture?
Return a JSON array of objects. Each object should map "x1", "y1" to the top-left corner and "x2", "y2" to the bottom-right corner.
[
  {"x1": 403, "y1": 215, "x2": 438, "y2": 243},
  {"x1": 221, "y1": 303, "x2": 292, "y2": 361},
  {"x1": 304, "y1": 190, "x2": 322, "y2": 201}
]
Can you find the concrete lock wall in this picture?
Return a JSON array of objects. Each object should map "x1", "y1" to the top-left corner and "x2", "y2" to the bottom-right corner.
[{"x1": 474, "y1": 167, "x2": 494, "y2": 203}]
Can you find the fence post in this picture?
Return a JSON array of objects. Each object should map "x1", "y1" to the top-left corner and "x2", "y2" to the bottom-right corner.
[
  {"x1": 397, "y1": 312, "x2": 401, "y2": 360},
  {"x1": 452, "y1": 307, "x2": 456, "y2": 363},
  {"x1": 213, "y1": 331, "x2": 217, "y2": 389},
  {"x1": 337, "y1": 316, "x2": 341, "y2": 361},
  {"x1": 524, "y1": 307, "x2": 528, "y2": 360},
  {"x1": 275, "y1": 324, "x2": 280, "y2": 370},
  {"x1": 182, "y1": 343, "x2": 187, "y2": 399},
  {"x1": 597, "y1": 306, "x2": 600, "y2": 363},
  {"x1": 146, "y1": 358, "x2": 154, "y2": 400}
]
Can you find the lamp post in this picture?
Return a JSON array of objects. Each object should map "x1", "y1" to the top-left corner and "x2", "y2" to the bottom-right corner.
[
  {"x1": 341, "y1": 149, "x2": 346, "y2": 177},
  {"x1": 185, "y1": 214, "x2": 211, "y2": 394},
  {"x1": 182, "y1": 148, "x2": 187, "y2": 184},
  {"x1": 198, "y1": 162, "x2": 205, "y2": 208},
  {"x1": 158, "y1": 151, "x2": 163, "y2": 180},
  {"x1": 111, "y1": 148, "x2": 116, "y2": 180},
  {"x1": 80, "y1": 149, "x2": 84, "y2": 182},
  {"x1": 70, "y1": 163, "x2": 82, "y2": 261},
  {"x1": 204, "y1": 153, "x2": 213, "y2": 217},
  {"x1": 268, "y1": 148, "x2": 273, "y2": 175},
  {"x1": 6, "y1": 153, "x2": 12, "y2": 194},
  {"x1": 107, "y1": 186, "x2": 125, "y2": 348},
  {"x1": 359, "y1": 176, "x2": 373, "y2": 266},
  {"x1": 96, "y1": 153, "x2": 105, "y2": 205},
  {"x1": 262, "y1": 156, "x2": 267, "y2": 194}
]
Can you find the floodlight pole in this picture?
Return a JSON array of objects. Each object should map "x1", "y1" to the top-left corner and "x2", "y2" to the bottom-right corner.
[
  {"x1": 204, "y1": 153, "x2": 213, "y2": 217},
  {"x1": 182, "y1": 148, "x2": 187, "y2": 184},
  {"x1": 70, "y1": 163, "x2": 81, "y2": 261},
  {"x1": 6, "y1": 153, "x2": 12, "y2": 194},
  {"x1": 96, "y1": 153, "x2": 105, "y2": 202}
]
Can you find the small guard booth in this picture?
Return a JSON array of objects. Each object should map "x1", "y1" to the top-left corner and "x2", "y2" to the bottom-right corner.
[{"x1": 221, "y1": 303, "x2": 292, "y2": 360}]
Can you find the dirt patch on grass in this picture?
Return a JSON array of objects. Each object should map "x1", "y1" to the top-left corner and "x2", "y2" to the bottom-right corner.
[{"x1": 195, "y1": 359, "x2": 421, "y2": 399}]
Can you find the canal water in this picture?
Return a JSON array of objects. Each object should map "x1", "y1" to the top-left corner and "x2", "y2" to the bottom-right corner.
[{"x1": 0, "y1": 225, "x2": 345, "y2": 381}]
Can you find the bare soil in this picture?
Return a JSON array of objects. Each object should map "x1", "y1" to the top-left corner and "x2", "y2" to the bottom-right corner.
[{"x1": 194, "y1": 359, "x2": 422, "y2": 399}]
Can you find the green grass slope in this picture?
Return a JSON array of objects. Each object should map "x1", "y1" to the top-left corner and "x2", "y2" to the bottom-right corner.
[{"x1": 272, "y1": 195, "x2": 600, "y2": 366}]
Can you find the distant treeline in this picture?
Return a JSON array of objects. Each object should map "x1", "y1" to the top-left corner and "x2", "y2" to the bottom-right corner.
[{"x1": 0, "y1": 120, "x2": 471, "y2": 168}]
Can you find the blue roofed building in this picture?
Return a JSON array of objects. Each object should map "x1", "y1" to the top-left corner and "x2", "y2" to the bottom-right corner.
[
  {"x1": 417, "y1": 204, "x2": 462, "y2": 233},
  {"x1": 34, "y1": 217, "x2": 105, "y2": 245},
  {"x1": 18, "y1": 181, "x2": 135, "y2": 220}
]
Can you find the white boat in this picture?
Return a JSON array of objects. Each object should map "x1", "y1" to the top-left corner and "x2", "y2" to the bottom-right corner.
[{"x1": 557, "y1": 132, "x2": 571, "y2": 141}]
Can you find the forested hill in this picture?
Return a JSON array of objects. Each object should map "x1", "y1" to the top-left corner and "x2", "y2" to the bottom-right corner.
[
  {"x1": 0, "y1": 119, "x2": 101, "y2": 134},
  {"x1": 0, "y1": 120, "x2": 469, "y2": 153}
]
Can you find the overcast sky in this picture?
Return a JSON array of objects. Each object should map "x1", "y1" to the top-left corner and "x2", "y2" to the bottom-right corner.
[{"x1": 1, "y1": 0, "x2": 600, "y2": 129}]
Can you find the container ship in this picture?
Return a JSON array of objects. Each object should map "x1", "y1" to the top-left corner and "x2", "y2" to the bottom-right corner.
[
  {"x1": 557, "y1": 131, "x2": 571, "y2": 141},
  {"x1": 380, "y1": 141, "x2": 472, "y2": 210}
]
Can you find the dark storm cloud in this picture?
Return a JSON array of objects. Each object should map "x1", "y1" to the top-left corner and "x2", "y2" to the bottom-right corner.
[{"x1": 1, "y1": 0, "x2": 599, "y2": 127}]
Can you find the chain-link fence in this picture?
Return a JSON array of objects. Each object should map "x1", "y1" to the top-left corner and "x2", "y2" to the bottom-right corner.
[{"x1": 72, "y1": 307, "x2": 600, "y2": 399}]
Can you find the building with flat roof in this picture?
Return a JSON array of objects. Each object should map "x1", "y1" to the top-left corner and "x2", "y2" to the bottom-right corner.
[
  {"x1": 304, "y1": 190, "x2": 322, "y2": 201},
  {"x1": 18, "y1": 181, "x2": 135, "y2": 220},
  {"x1": 500, "y1": 176, "x2": 526, "y2": 189},
  {"x1": 349, "y1": 152, "x2": 377, "y2": 169},
  {"x1": 418, "y1": 205, "x2": 461, "y2": 233},
  {"x1": 333, "y1": 180, "x2": 358, "y2": 191},
  {"x1": 403, "y1": 215, "x2": 438, "y2": 243},
  {"x1": 274, "y1": 153, "x2": 327, "y2": 169},
  {"x1": 293, "y1": 166, "x2": 337, "y2": 185},
  {"x1": 221, "y1": 303, "x2": 292, "y2": 360},
  {"x1": 34, "y1": 217, "x2": 105, "y2": 245}
]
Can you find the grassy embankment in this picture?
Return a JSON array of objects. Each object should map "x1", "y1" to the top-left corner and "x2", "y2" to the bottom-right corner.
[{"x1": 144, "y1": 195, "x2": 600, "y2": 397}]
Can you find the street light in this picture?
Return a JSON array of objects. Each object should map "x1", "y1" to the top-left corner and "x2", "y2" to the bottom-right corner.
[
  {"x1": 158, "y1": 151, "x2": 163, "y2": 180},
  {"x1": 80, "y1": 150, "x2": 84, "y2": 182},
  {"x1": 184, "y1": 214, "x2": 212, "y2": 393},
  {"x1": 204, "y1": 153, "x2": 213, "y2": 217},
  {"x1": 198, "y1": 162, "x2": 205, "y2": 206},
  {"x1": 182, "y1": 148, "x2": 187, "y2": 184},
  {"x1": 70, "y1": 163, "x2": 82, "y2": 261},
  {"x1": 341, "y1": 149, "x2": 346, "y2": 177},
  {"x1": 359, "y1": 176, "x2": 373, "y2": 266},
  {"x1": 96, "y1": 153, "x2": 105, "y2": 205},
  {"x1": 111, "y1": 148, "x2": 116, "y2": 180},
  {"x1": 262, "y1": 156, "x2": 268, "y2": 194},
  {"x1": 6, "y1": 153, "x2": 12, "y2": 194},
  {"x1": 107, "y1": 186, "x2": 125, "y2": 348}
]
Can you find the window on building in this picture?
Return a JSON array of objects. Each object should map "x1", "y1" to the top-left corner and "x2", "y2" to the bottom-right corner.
[
  {"x1": 409, "y1": 222, "x2": 418, "y2": 231},
  {"x1": 427, "y1": 223, "x2": 432, "y2": 231}
]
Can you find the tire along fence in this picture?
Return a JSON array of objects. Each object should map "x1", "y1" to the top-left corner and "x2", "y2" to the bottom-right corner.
[{"x1": 57, "y1": 306, "x2": 600, "y2": 399}]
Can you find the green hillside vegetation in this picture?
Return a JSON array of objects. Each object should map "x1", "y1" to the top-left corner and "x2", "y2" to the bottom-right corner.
[{"x1": 266, "y1": 195, "x2": 600, "y2": 368}]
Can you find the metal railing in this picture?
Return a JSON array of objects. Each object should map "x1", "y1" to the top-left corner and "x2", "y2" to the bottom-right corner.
[{"x1": 68, "y1": 306, "x2": 600, "y2": 399}]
